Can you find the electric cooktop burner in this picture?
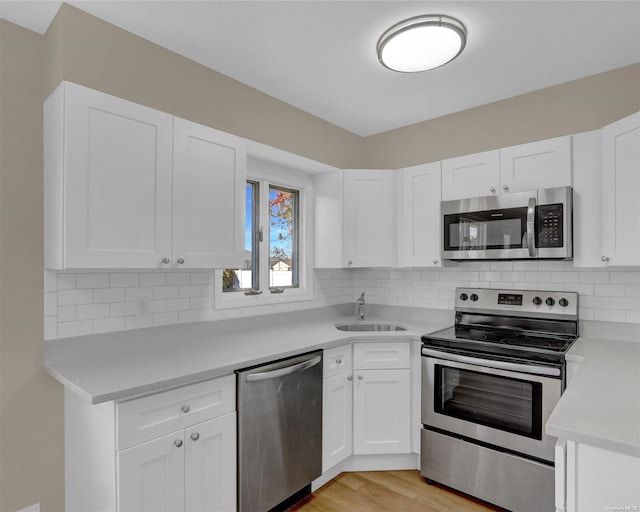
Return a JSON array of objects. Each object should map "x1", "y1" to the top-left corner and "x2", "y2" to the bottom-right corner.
[{"x1": 421, "y1": 287, "x2": 579, "y2": 364}]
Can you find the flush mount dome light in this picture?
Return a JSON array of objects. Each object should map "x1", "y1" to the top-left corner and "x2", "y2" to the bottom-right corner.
[{"x1": 377, "y1": 15, "x2": 467, "y2": 72}]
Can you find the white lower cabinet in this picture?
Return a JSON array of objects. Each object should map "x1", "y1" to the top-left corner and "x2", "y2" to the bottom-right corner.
[
  {"x1": 556, "y1": 439, "x2": 640, "y2": 512},
  {"x1": 352, "y1": 343, "x2": 411, "y2": 455},
  {"x1": 65, "y1": 375, "x2": 236, "y2": 512}
]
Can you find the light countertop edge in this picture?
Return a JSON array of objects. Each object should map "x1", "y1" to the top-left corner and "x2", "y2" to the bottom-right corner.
[
  {"x1": 44, "y1": 304, "x2": 451, "y2": 404},
  {"x1": 545, "y1": 329, "x2": 640, "y2": 457}
]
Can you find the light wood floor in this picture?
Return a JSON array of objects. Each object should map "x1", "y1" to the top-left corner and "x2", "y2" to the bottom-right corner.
[{"x1": 287, "y1": 470, "x2": 501, "y2": 512}]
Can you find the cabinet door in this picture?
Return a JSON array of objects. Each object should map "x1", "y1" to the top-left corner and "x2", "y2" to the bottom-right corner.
[
  {"x1": 172, "y1": 118, "x2": 246, "y2": 269},
  {"x1": 499, "y1": 136, "x2": 571, "y2": 193},
  {"x1": 53, "y1": 82, "x2": 174, "y2": 268},
  {"x1": 322, "y1": 372, "x2": 353, "y2": 471},
  {"x1": 353, "y1": 369, "x2": 410, "y2": 455},
  {"x1": 601, "y1": 112, "x2": 640, "y2": 266},
  {"x1": 313, "y1": 170, "x2": 344, "y2": 268},
  {"x1": 399, "y1": 162, "x2": 442, "y2": 267},
  {"x1": 343, "y1": 170, "x2": 395, "y2": 267},
  {"x1": 441, "y1": 150, "x2": 499, "y2": 200},
  {"x1": 185, "y1": 413, "x2": 236, "y2": 512},
  {"x1": 118, "y1": 431, "x2": 185, "y2": 512}
]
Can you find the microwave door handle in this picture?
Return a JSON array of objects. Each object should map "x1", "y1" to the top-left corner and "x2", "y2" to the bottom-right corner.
[{"x1": 527, "y1": 196, "x2": 536, "y2": 257}]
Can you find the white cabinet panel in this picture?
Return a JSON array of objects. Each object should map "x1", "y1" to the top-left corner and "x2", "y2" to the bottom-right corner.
[
  {"x1": 353, "y1": 369, "x2": 411, "y2": 455},
  {"x1": 313, "y1": 170, "x2": 344, "y2": 268},
  {"x1": 185, "y1": 413, "x2": 236, "y2": 512},
  {"x1": 601, "y1": 112, "x2": 640, "y2": 266},
  {"x1": 322, "y1": 372, "x2": 353, "y2": 471},
  {"x1": 118, "y1": 431, "x2": 185, "y2": 512},
  {"x1": 45, "y1": 81, "x2": 173, "y2": 269},
  {"x1": 353, "y1": 342, "x2": 410, "y2": 370},
  {"x1": 499, "y1": 136, "x2": 571, "y2": 193},
  {"x1": 441, "y1": 150, "x2": 500, "y2": 200},
  {"x1": 323, "y1": 344, "x2": 352, "y2": 379},
  {"x1": 398, "y1": 162, "x2": 442, "y2": 267},
  {"x1": 44, "y1": 82, "x2": 246, "y2": 269},
  {"x1": 172, "y1": 118, "x2": 246, "y2": 269},
  {"x1": 343, "y1": 170, "x2": 395, "y2": 267}
]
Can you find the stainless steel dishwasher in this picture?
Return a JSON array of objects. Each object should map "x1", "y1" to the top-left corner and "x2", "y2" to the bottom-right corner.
[{"x1": 237, "y1": 350, "x2": 323, "y2": 512}]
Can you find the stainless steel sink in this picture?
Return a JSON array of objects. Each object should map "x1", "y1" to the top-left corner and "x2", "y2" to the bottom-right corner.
[{"x1": 335, "y1": 323, "x2": 407, "y2": 332}]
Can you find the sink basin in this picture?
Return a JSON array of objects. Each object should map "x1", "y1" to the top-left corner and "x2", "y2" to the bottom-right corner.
[{"x1": 335, "y1": 323, "x2": 407, "y2": 332}]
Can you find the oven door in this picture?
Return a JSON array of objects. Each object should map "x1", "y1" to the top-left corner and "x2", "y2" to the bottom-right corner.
[{"x1": 421, "y1": 350, "x2": 562, "y2": 463}]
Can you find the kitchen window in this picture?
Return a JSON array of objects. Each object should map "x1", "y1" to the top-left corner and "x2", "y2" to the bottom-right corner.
[{"x1": 215, "y1": 169, "x2": 312, "y2": 309}]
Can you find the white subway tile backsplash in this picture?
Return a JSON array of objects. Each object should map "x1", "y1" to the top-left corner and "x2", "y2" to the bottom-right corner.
[
  {"x1": 76, "y1": 273, "x2": 110, "y2": 289},
  {"x1": 44, "y1": 265, "x2": 640, "y2": 339}
]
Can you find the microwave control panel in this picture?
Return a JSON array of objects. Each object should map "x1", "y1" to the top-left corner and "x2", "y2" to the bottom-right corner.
[{"x1": 536, "y1": 203, "x2": 563, "y2": 248}]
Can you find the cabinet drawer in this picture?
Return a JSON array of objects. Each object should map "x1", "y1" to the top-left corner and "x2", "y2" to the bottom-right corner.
[
  {"x1": 117, "y1": 375, "x2": 235, "y2": 450},
  {"x1": 353, "y1": 342, "x2": 410, "y2": 369},
  {"x1": 324, "y1": 344, "x2": 353, "y2": 378}
]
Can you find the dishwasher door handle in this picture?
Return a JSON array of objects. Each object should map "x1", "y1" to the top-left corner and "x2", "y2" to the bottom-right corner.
[{"x1": 246, "y1": 355, "x2": 322, "y2": 382}]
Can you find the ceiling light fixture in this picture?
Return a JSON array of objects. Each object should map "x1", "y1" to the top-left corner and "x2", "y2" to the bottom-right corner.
[{"x1": 377, "y1": 15, "x2": 467, "y2": 73}]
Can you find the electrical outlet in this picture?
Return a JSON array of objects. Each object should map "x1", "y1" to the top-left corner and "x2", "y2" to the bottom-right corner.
[{"x1": 136, "y1": 298, "x2": 148, "y2": 317}]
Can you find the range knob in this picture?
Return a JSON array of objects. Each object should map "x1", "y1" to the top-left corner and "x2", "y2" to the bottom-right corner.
[
  {"x1": 545, "y1": 297, "x2": 555, "y2": 306},
  {"x1": 459, "y1": 293, "x2": 469, "y2": 301},
  {"x1": 470, "y1": 293, "x2": 479, "y2": 302},
  {"x1": 559, "y1": 298, "x2": 569, "y2": 307},
  {"x1": 533, "y1": 296, "x2": 542, "y2": 306}
]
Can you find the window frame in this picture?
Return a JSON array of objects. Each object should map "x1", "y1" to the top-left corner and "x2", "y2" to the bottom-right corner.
[{"x1": 214, "y1": 165, "x2": 314, "y2": 309}]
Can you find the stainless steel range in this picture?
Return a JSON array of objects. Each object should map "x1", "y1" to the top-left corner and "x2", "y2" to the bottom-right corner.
[{"x1": 420, "y1": 287, "x2": 578, "y2": 512}]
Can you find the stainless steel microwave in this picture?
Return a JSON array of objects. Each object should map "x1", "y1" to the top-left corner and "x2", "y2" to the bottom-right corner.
[{"x1": 441, "y1": 186, "x2": 572, "y2": 261}]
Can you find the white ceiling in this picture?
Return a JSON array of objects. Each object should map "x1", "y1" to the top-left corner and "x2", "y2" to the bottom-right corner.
[{"x1": 1, "y1": 1, "x2": 639, "y2": 136}]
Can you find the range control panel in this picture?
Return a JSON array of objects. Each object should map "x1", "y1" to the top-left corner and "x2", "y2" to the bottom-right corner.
[{"x1": 455, "y1": 287, "x2": 578, "y2": 320}]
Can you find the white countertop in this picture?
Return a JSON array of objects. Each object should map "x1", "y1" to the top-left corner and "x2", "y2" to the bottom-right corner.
[
  {"x1": 44, "y1": 304, "x2": 450, "y2": 404},
  {"x1": 546, "y1": 323, "x2": 640, "y2": 457},
  {"x1": 44, "y1": 304, "x2": 640, "y2": 457}
]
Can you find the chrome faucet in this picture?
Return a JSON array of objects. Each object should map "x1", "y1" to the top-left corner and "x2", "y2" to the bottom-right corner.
[{"x1": 356, "y1": 292, "x2": 365, "y2": 320}]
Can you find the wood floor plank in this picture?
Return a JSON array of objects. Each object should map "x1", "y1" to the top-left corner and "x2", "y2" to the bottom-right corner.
[{"x1": 287, "y1": 470, "x2": 499, "y2": 512}]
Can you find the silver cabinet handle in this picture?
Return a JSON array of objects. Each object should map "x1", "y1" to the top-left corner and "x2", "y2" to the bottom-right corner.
[
  {"x1": 162, "y1": 257, "x2": 170, "y2": 264},
  {"x1": 503, "y1": 184, "x2": 509, "y2": 191},
  {"x1": 347, "y1": 260, "x2": 353, "y2": 265},
  {"x1": 246, "y1": 354, "x2": 322, "y2": 382},
  {"x1": 527, "y1": 196, "x2": 537, "y2": 258},
  {"x1": 177, "y1": 258, "x2": 185, "y2": 264},
  {"x1": 601, "y1": 256, "x2": 610, "y2": 262},
  {"x1": 347, "y1": 374, "x2": 353, "y2": 381},
  {"x1": 190, "y1": 432, "x2": 200, "y2": 442},
  {"x1": 432, "y1": 259, "x2": 438, "y2": 265},
  {"x1": 336, "y1": 358, "x2": 342, "y2": 365},
  {"x1": 174, "y1": 439, "x2": 183, "y2": 448},
  {"x1": 357, "y1": 375, "x2": 363, "y2": 380},
  {"x1": 490, "y1": 186, "x2": 496, "y2": 193},
  {"x1": 181, "y1": 405, "x2": 190, "y2": 413}
]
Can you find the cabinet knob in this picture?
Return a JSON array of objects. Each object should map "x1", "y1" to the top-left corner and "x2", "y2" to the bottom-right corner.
[
  {"x1": 347, "y1": 375, "x2": 353, "y2": 381},
  {"x1": 432, "y1": 259, "x2": 438, "y2": 265},
  {"x1": 190, "y1": 432, "x2": 200, "y2": 442},
  {"x1": 357, "y1": 375, "x2": 363, "y2": 380},
  {"x1": 181, "y1": 405, "x2": 190, "y2": 413},
  {"x1": 177, "y1": 258, "x2": 185, "y2": 265},
  {"x1": 601, "y1": 256, "x2": 610, "y2": 263},
  {"x1": 162, "y1": 257, "x2": 170, "y2": 264},
  {"x1": 174, "y1": 439, "x2": 183, "y2": 448},
  {"x1": 336, "y1": 358, "x2": 342, "y2": 365},
  {"x1": 347, "y1": 260, "x2": 353, "y2": 265},
  {"x1": 502, "y1": 184, "x2": 509, "y2": 191},
  {"x1": 490, "y1": 186, "x2": 496, "y2": 193}
]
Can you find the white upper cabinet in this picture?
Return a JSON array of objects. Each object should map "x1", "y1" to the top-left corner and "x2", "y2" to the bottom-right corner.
[
  {"x1": 343, "y1": 170, "x2": 395, "y2": 268},
  {"x1": 45, "y1": 81, "x2": 173, "y2": 269},
  {"x1": 44, "y1": 82, "x2": 246, "y2": 269},
  {"x1": 398, "y1": 162, "x2": 442, "y2": 267},
  {"x1": 601, "y1": 112, "x2": 640, "y2": 266},
  {"x1": 441, "y1": 150, "x2": 500, "y2": 200},
  {"x1": 313, "y1": 170, "x2": 344, "y2": 268},
  {"x1": 172, "y1": 118, "x2": 246, "y2": 269},
  {"x1": 441, "y1": 137, "x2": 572, "y2": 201},
  {"x1": 499, "y1": 136, "x2": 571, "y2": 193}
]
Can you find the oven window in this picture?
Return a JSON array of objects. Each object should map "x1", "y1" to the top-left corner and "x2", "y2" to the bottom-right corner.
[
  {"x1": 435, "y1": 365, "x2": 542, "y2": 440},
  {"x1": 444, "y1": 207, "x2": 527, "y2": 251}
]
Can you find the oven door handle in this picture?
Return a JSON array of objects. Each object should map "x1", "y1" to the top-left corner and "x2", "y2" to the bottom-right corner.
[{"x1": 421, "y1": 347, "x2": 560, "y2": 377}]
